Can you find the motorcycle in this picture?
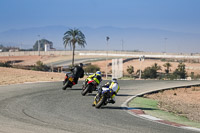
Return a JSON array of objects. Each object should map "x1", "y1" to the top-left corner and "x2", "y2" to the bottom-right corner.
[
  {"x1": 81, "y1": 79, "x2": 100, "y2": 96},
  {"x1": 62, "y1": 73, "x2": 76, "y2": 90},
  {"x1": 93, "y1": 87, "x2": 114, "y2": 108}
]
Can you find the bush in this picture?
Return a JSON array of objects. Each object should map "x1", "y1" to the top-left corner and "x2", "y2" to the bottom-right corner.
[
  {"x1": 32, "y1": 61, "x2": 50, "y2": 71},
  {"x1": 84, "y1": 64, "x2": 100, "y2": 73},
  {"x1": 142, "y1": 67, "x2": 157, "y2": 79},
  {"x1": 173, "y1": 62, "x2": 187, "y2": 79},
  {"x1": 0, "y1": 61, "x2": 11, "y2": 67},
  {"x1": 142, "y1": 63, "x2": 161, "y2": 79},
  {"x1": 127, "y1": 65, "x2": 134, "y2": 77},
  {"x1": 195, "y1": 74, "x2": 200, "y2": 80}
]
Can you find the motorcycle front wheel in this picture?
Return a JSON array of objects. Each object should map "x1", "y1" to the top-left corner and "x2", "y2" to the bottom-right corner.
[
  {"x1": 62, "y1": 80, "x2": 69, "y2": 90},
  {"x1": 81, "y1": 84, "x2": 92, "y2": 96},
  {"x1": 95, "y1": 95, "x2": 106, "y2": 109}
]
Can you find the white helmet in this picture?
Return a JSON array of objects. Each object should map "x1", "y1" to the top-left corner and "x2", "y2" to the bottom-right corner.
[
  {"x1": 96, "y1": 71, "x2": 101, "y2": 75},
  {"x1": 112, "y1": 78, "x2": 117, "y2": 83}
]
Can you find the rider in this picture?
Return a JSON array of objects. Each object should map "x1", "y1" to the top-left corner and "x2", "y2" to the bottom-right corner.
[
  {"x1": 85, "y1": 71, "x2": 102, "y2": 85},
  {"x1": 70, "y1": 63, "x2": 84, "y2": 84},
  {"x1": 102, "y1": 78, "x2": 120, "y2": 104}
]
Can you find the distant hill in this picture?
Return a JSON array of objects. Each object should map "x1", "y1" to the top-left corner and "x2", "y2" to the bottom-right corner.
[{"x1": 0, "y1": 26, "x2": 199, "y2": 53}]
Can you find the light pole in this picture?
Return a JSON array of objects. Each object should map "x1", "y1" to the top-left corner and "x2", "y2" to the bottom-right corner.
[
  {"x1": 106, "y1": 36, "x2": 109, "y2": 79},
  {"x1": 139, "y1": 56, "x2": 145, "y2": 79},
  {"x1": 38, "y1": 35, "x2": 40, "y2": 56}
]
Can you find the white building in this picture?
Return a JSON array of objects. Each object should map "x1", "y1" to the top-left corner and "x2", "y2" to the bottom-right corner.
[{"x1": 44, "y1": 44, "x2": 56, "y2": 52}]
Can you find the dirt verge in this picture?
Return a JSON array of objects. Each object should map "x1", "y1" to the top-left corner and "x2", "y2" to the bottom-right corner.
[
  {"x1": 0, "y1": 67, "x2": 64, "y2": 85},
  {"x1": 144, "y1": 86, "x2": 200, "y2": 122}
]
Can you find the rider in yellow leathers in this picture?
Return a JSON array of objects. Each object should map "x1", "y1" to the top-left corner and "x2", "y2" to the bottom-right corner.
[
  {"x1": 85, "y1": 71, "x2": 102, "y2": 86},
  {"x1": 101, "y1": 78, "x2": 120, "y2": 103},
  {"x1": 93, "y1": 78, "x2": 120, "y2": 106}
]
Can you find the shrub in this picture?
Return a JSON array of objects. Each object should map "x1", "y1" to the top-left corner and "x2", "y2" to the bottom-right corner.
[
  {"x1": 84, "y1": 64, "x2": 100, "y2": 73},
  {"x1": 127, "y1": 65, "x2": 134, "y2": 77},
  {"x1": 32, "y1": 61, "x2": 50, "y2": 71},
  {"x1": 142, "y1": 63, "x2": 161, "y2": 79},
  {"x1": 142, "y1": 67, "x2": 157, "y2": 79},
  {"x1": 0, "y1": 61, "x2": 11, "y2": 67},
  {"x1": 173, "y1": 62, "x2": 187, "y2": 79}
]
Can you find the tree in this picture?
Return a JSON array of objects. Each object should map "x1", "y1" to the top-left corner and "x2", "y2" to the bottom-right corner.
[
  {"x1": 33, "y1": 39, "x2": 53, "y2": 51},
  {"x1": 142, "y1": 63, "x2": 162, "y2": 79},
  {"x1": 142, "y1": 67, "x2": 155, "y2": 79},
  {"x1": 63, "y1": 28, "x2": 86, "y2": 66},
  {"x1": 152, "y1": 63, "x2": 162, "y2": 71},
  {"x1": 163, "y1": 62, "x2": 172, "y2": 74},
  {"x1": 126, "y1": 65, "x2": 134, "y2": 77},
  {"x1": 173, "y1": 62, "x2": 187, "y2": 79}
]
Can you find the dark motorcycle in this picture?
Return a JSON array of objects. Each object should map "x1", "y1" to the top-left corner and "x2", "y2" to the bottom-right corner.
[
  {"x1": 93, "y1": 87, "x2": 114, "y2": 108},
  {"x1": 81, "y1": 79, "x2": 99, "y2": 96},
  {"x1": 62, "y1": 73, "x2": 75, "y2": 90}
]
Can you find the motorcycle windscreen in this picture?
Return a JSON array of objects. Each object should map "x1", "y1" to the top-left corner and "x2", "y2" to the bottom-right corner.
[{"x1": 102, "y1": 87, "x2": 109, "y2": 91}]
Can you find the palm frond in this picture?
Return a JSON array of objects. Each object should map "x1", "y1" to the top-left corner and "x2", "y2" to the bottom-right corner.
[{"x1": 63, "y1": 28, "x2": 86, "y2": 49}]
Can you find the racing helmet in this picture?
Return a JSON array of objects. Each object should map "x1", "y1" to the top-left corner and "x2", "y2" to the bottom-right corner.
[
  {"x1": 79, "y1": 63, "x2": 83, "y2": 67},
  {"x1": 96, "y1": 71, "x2": 101, "y2": 75},
  {"x1": 112, "y1": 78, "x2": 118, "y2": 83}
]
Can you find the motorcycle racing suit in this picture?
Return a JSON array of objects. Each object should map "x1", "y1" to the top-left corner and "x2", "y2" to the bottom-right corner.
[
  {"x1": 102, "y1": 79, "x2": 120, "y2": 103},
  {"x1": 70, "y1": 63, "x2": 84, "y2": 84},
  {"x1": 85, "y1": 71, "x2": 102, "y2": 85}
]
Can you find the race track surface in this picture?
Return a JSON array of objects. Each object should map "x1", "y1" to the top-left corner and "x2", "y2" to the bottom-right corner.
[{"x1": 0, "y1": 80, "x2": 200, "y2": 133}]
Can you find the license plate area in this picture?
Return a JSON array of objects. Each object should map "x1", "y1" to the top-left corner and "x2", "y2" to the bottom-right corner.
[{"x1": 69, "y1": 77, "x2": 73, "y2": 82}]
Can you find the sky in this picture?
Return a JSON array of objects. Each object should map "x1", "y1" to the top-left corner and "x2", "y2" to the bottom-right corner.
[
  {"x1": 1, "y1": 0, "x2": 200, "y2": 33},
  {"x1": 0, "y1": 0, "x2": 200, "y2": 53}
]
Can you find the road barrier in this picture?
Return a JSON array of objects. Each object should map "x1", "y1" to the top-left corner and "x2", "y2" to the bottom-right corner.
[{"x1": 0, "y1": 50, "x2": 200, "y2": 59}]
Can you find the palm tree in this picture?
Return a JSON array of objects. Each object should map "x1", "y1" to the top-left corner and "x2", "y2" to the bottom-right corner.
[
  {"x1": 163, "y1": 62, "x2": 172, "y2": 74},
  {"x1": 126, "y1": 65, "x2": 134, "y2": 78},
  {"x1": 63, "y1": 28, "x2": 86, "y2": 66},
  {"x1": 152, "y1": 63, "x2": 162, "y2": 71}
]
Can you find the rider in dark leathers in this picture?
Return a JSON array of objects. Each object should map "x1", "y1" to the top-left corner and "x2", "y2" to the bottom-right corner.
[{"x1": 70, "y1": 63, "x2": 84, "y2": 84}]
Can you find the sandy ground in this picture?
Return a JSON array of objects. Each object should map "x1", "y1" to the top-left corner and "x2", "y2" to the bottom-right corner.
[
  {"x1": 0, "y1": 67, "x2": 65, "y2": 85},
  {"x1": 145, "y1": 86, "x2": 200, "y2": 122},
  {"x1": 0, "y1": 55, "x2": 107, "y2": 66},
  {"x1": 0, "y1": 55, "x2": 50, "y2": 66}
]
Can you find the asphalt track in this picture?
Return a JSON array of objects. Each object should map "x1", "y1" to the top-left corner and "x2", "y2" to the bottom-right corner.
[
  {"x1": 46, "y1": 58, "x2": 105, "y2": 67},
  {"x1": 0, "y1": 80, "x2": 200, "y2": 133}
]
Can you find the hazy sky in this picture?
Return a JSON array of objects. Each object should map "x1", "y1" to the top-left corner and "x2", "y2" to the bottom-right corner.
[{"x1": 0, "y1": 0, "x2": 200, "y2": 33}]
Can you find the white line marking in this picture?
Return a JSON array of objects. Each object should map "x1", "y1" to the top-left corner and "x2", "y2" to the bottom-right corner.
[
  {"x1": 181, "y1": 126, "x2": 200, "y2": 132},
  {"x1": 139, "y1": 114, "x2": 162, "y2": 121}
]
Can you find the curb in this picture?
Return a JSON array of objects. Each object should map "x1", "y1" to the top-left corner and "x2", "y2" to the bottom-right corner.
[{"x1": 121, "y1": 85, "x2": 200, "y2": 132}]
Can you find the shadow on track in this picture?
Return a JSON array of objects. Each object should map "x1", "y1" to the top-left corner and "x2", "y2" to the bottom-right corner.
[
  {"x1": 87, "y1": 94, "x2": 97, "y2": 96},
  {"x1": 101, "y1": 106, "x2": 124, "y2": 110},
  {"x1": 62, "y1": 88, "x2": 82, "y2": 91},
  {"x1": 117, "y1": 94, "x2": 135, "y2": 97},
  {"x1": 82, "y1": 93, "x2": 135, "y2": 97}
]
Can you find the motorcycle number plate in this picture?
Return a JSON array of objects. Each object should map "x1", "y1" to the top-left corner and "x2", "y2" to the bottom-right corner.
[{"x1": 69, "y1": 77, "x2": 73, "y2": 82}]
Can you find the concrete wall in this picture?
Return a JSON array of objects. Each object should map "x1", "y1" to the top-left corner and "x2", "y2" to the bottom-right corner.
[
  {"x1": 0, "y1": 50, "x2": 200, "y2": 59},
  {"x1": 0, "y1": 51, "x2": 73, "y2": 56}
]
